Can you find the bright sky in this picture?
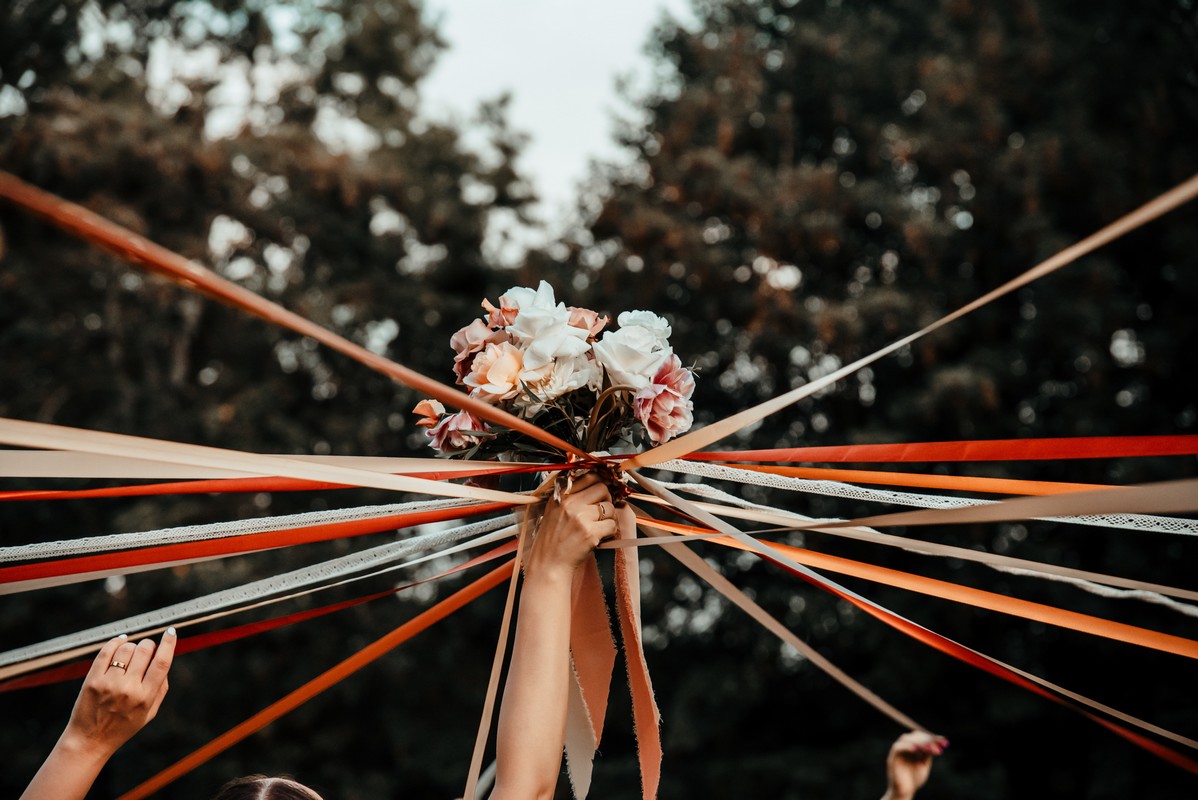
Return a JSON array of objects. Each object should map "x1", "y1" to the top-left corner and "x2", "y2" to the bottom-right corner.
[{"x1": 420, "y1": 0, "x2": 694, "y2": 247}]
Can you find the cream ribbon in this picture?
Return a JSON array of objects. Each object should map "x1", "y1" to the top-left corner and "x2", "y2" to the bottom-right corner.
[{"x1": 0, "y1": 418, "x2": 535, "y2": 505}]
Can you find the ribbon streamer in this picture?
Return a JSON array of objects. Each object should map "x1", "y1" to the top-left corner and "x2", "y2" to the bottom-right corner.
[
  {"x1": 0, "y1": 418, "x2": 534, "y2": 505},
  {"x1": 639, "y1": 486, "x2": 1198, "y2": 606},
  {"x1": 625, "y1": 174, "x2": 1198, "y2": 468},
  {"x1": 0, "y1": 171, "x2": 590, "y2": 461},
  {"x1": 614, "y1": 506, "x2": 662, "y2": 800},
  {"x1": 0, "y1": 540, "x2": 518, "y2": 693},
  {"x1": 630, "y1": 473, "x2": 1198, "y2": 769},
  {"x1": 643, "y1": 514, "x2": 926, "y2": 731},
  {"x1": 563, "y1": 555, "x2": 618, "y2": 798},
  {"x1": 692, "y1": 435, "x2": 1198, "y2": 464},
  {"x1": 116, "y1": 561, "x2": 515, "y2": 800}
]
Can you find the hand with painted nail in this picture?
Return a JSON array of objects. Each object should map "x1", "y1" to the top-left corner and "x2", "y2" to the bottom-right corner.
[
  {"x1": 882, "y1": 730, "x2": 947, "y2": 800},
  {"x1": 525, "y1": 472, "x2": 624, "y2": 581},
  {"x1": 20, "y1": 629, "x2": 178, "y2": 800}
]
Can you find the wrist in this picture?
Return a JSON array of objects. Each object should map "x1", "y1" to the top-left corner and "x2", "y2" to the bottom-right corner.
[
  {"x1": 58, "y1": 726, "x2": 120, "y2": 764},
  {"x1": 882, "y1": 791, "x2": 915, "y2": 800},
  {"x1": 522, "y1": 561, "x2": 575, "y2": 589}
]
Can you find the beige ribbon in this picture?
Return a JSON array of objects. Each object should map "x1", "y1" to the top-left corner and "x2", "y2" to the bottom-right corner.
[
  {"x1": 0, "y1": 418, "x2": 534, "y2": 506},
  {"x1": 640, "y1": 514, "x2": 926, "y2": 731},
  {"x1": 0, "y1": 450, "x2": 537, "y2": 479},
  {"x1": 816, "y1": 478, "x2": 1198, "y2": 530}
]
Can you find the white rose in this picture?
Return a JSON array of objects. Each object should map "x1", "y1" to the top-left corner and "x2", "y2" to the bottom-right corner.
[
  {"x1": 507, "y1": 304, "x2": 591, "y2": 371},
  {"x1": 498, "y1": 280, "x2": 558, "y2": 314},
  {"x1": 593, "y1": 325, "x2": 672, "y2": 390},
  {"x1": 617, "y1": 310, "x2": 672, "y2": 347},
  {"x1": 522, "y1": 355, "x2": 603, "y2": 414}
]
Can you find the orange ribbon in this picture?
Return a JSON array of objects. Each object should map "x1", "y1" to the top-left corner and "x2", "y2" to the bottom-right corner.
[{"x1": 639, "y1": 518, "x2": 1198, "y2": 661}]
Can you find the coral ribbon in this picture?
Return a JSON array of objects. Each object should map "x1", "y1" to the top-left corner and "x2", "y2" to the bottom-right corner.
[
  {"x1": 563, "y1": 555, "x2": 618, "y2": 797},
  {"x1": 0, "y1": 463, "x2": 557, "y2": 503},
  {"x1": 821, "y1": 478, "x2": 1198, "y2": 530},
  {"x1": 614, "y1": 516, "x2": 663, "y2": 800}
]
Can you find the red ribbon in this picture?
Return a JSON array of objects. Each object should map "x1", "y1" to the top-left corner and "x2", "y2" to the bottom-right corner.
[
  {"x1": 0, "y1": 502, "x2": 510, "y2": 587},
  {"x1": 692, "y1": 435, "x2": 1198, "y2": 463},
  {"x1": 0, "y1": 463, "x2": 562, "y2": 502}
]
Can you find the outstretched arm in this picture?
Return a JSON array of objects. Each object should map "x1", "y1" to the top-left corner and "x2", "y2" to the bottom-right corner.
[
  {"x1": 882, "y1": 730, "x2": 947, "y2": 800},
  {"x1": 491, "y1": 473, "x2": 628, "y2": 800},
  {"x1": 21, "y1": 629, "x2": 176, "y2": 800}
]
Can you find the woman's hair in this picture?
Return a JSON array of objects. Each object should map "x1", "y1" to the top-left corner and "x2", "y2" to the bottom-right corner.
[{"x1": 211, "y1": 775, "x2": 324, "y2": 800}]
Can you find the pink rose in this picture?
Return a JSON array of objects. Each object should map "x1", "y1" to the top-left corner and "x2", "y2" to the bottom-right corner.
[
  {"x1": 464, "y1": 340, "x2": 526, "y2": 403},
  {"x1": 567, "y1": 306, "x2": 609, "y2": 338},
  {"x1": 634, "y1": 354, "x2": 696, "y2": 443},
  {"x1": 451, "y1": 319, "x2": 504, "y2": 384},
  {"x1": 413, "y1": 398, "x2": 446, "y2": 429},
  {"x1": 428, "y1": 410, "x2": 487, "y2": 452}
]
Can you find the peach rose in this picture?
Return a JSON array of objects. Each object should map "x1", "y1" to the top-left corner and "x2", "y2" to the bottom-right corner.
[
  {"x1": 412, "y1": 398, "x2": 446, "y2": 429},
  {"x1": 464, "y1": 340, "x2": 526, "y2": 403},
  {"x1": 567, "y1": 306, "x2": 609, "y2": 338}
]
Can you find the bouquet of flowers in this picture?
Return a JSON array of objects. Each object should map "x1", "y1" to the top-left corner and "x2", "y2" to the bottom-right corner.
[{"x1": 414, "y1": 281, "x2": 696, "y2": 460}]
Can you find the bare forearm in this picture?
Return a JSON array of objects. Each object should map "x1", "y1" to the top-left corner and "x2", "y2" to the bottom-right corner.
[
  {"x1": 882, "y1": 791, "x2": 915, "y2": 800},
  {"x1": 20, "y1": 732, "x2": 112, "y2": 800},
  {"x1": 493, "y1": 568, "x2": 574, "y2": 800},
  {"x1": 22, "y1": 631, "x2": 176, "y2": 800}
]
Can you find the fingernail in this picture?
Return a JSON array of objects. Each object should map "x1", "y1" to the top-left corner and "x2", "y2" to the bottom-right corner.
[
  {"x1": 119, "y1": 634, "x2": 128, "y2": 640},
  {"x1": 166, "y1": 627, "x2": 176, "y2": 637}
]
